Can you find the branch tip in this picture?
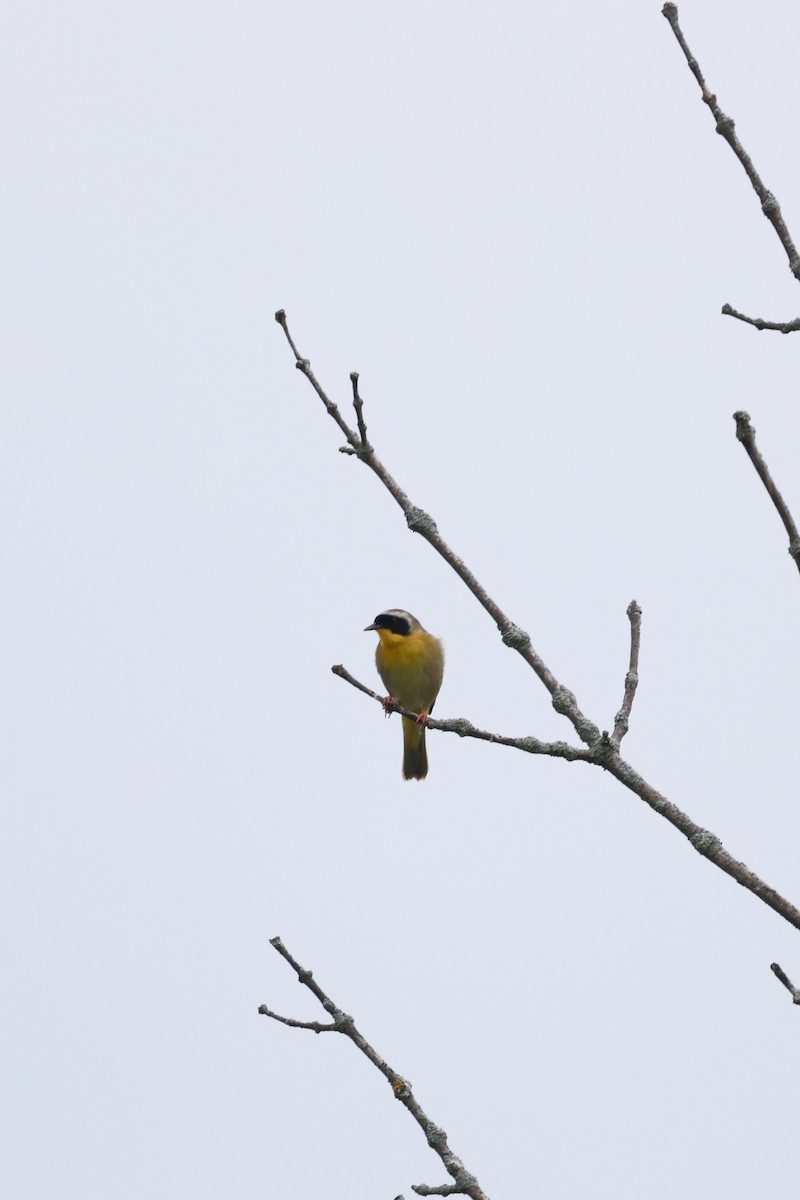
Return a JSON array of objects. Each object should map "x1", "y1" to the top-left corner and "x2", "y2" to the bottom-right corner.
[
  {"x1": 732, "y1": 412, "x2": 800, "y2": 575},
  {"x1": 263, "y1": 938, "x2": 488, "y2": 1199},
  {"x1": 723, "y1": 305, "x2": 800, "y2": 333},
  {"x1": 613, "y1": 603, "x2": 641, "y2": 745},
  {"x1": 350, "y1": 372, "x2": 371, "y2": 450},
  {"x1": 771, "y1": 962, "x2": 800, "y2": 1004},
  {"x1": 664, "y1": 6, "x2": 800, "y2": 297}
]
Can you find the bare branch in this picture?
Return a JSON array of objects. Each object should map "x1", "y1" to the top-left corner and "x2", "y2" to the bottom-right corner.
[
  {"x1": 770, "y1": 962, "x2": 800, "y2": 1004},
  {"x1": 275, "y1": 309, "x2": 600, "y2": 748},
  {"x1": 733, "y1": 412, "x2": 800, "y2": 575},
  {"x1": 256, "y1": 1005, "x2": 338, "y2": 1033},
  {"x1": 331, "y1": 664, "x2": 592, "y2": 763},
  {"x1": 662, "y1": 5, "x2": 800, "y2": 294},
  {"x1": 273, "y1": 308, "x2": 305, "y2": 363},
  {"x1": 350, "y1": 372, "x2": 371, "y2": 451},
  {"x1": 261, "y1": 938, "x2": 492, "y2": 1200},
  {"x1": 277, "y1": 317, "x2": 800, "y2": 938},
  {"x1": 274, "y1": 309, "x2": 365, "y2": 453},
  {"x1": 612, "y1": 600, "x2": 642, "y2": 744},
  {"x1": 603, "y1": 755, "x2": 800, "y2": 932},
  {"x1": 721, "y1": 304, "x2": 800, "y2": 335},
  {"x1": 345, "y1": 644, "x2": 789, "y2": 936}
]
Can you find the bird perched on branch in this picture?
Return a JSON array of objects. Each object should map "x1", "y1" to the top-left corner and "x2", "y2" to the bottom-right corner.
[{"x1": 365, "y1": 609, "x2": 445, "y2": 781}]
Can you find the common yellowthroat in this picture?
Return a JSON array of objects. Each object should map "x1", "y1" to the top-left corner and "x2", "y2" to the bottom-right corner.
[{"x1": 365, "y1": 609, "x2": 445, "y2": 781}]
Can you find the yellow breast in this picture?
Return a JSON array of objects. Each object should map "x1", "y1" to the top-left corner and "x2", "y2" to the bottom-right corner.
[{"x1": 375, "y1": 628, "x2": 444, "y2": 715}]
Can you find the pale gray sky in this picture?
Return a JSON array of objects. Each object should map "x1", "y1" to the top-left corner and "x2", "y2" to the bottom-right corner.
[{"x1": 4, "y1": 2, "x2": 800, "y2": 1197}]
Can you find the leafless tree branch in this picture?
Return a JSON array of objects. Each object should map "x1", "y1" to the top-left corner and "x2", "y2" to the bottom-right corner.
[
  {"x1": 662, "y1": 4, "x2": 800, "y2": 328},
  {"x1": 275, "y1": 309, "x2": 800, "y2": 938},
  {"x1": 256, "y1": 1005, "x2": 338, "y2": 1033},
  {"x1": 331, "y1": 664, "x2": 592, "y2": 763},
  {"x1": 733, "y1": 411, "x2": 800, "y2": 574},
  {"x1": 349, "y1": 371, "x2": 371, "y2": 451},
  {"x1": 721, "y1": 304, "x2": 800, "y2": 334},
  {"x1": 612, "y1": 600, "x2": 642, "y2": 744},
  {"x1": 260, "y1": 937, "x2": 491, "y2": 1200},
  {"x1": 770, "y1": 962, "x2": 800, "y2": 1004},
  {"x1": 274, "y1": 309, "x2": 601, "y2": 749}
]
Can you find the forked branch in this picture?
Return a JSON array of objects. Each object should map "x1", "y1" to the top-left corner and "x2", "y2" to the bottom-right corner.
[
  {"x1": 331, "y1": 664, "x2": 592, "y2": 763},
  {"x1": 274, "y1": 309, "x2": 600, "y2": 749},
  {"x1": 260, "y1": 937, "x2": 491, "y2": 1200},
  {"x1": 662, "y1": 4, "x2": 800, "y2": 327},
  {"x1": 275, "y1": 309, "x2": 800, "y2": 938}
]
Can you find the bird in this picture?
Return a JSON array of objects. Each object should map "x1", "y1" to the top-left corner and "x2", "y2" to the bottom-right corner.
[{"x1": 365, "y1": 609, "x2": 445, "y2": 781}]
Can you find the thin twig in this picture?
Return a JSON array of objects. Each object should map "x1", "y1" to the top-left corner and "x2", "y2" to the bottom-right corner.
[
  {"x1": 721, "y1": 304, "x2": 800, "y2": 334},
  {"x1": 770, "y1": 962, "x2": 800, "y2": 1004},
  {"x1": 256, "y1": 1006, "x2": 338, "y2": 1033},
  {"x1": 612, "y1": 601, "x2": 642, "y2": 744},
  {"x1": 260, "y1": 937, "x2": 492, "y2": 1200},
  {"x1": 350, "y1": 372, "x2": 371, "y2": 451},
  {"x1": 662, "y1": 4, "x2": 800, "y2": 291},
  {"x1": 733, "y1": 412, "x2": 800, "y2": 573},
  {"x1": 274, "y1": 307, "x2": 305, "y2": 362},
  {"x1": 275, "y1": 309, "x2": 365, "y2": 453},
  {"x1": 331, "y1": 665, "x2": 592, "y2": 763}
]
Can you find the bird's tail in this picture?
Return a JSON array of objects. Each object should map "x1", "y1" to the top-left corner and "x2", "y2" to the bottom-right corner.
[{"x1": 402, "y1": 716, "x2": 428, "y2": 781}]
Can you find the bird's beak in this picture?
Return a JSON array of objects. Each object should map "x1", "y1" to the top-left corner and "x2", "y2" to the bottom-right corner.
[{"x1": 364, "y1": 622, "x2": 378, "y2": 632}]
